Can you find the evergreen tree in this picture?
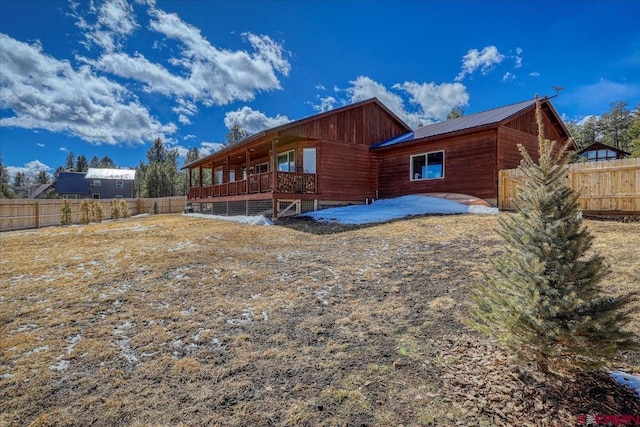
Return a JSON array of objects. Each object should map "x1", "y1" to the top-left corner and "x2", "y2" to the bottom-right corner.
[
  {"x1": 468, "y1": 97, "x2": 637, "y2": 378},
  {"x1": 36, "y1": 170, "x2": 49, "y2": 184},
  {"x1": 226, "y1": 123, "x2": 248, "y2": 145},
  {"x1": 76, "y1": 155, "x2": 89, "y2": 172},
  {"x1": 627, "y1": 103, "x2": 640, "y2": 157},
  {"x1": 446, "y1": 106, "x2": 464, "y2": 120},
  {"x1": 53, "y1": 166, "x2": 65, "y2": 182},
  {"x1": 0, "y1": 155, "x2": 15, "y2": 198},
  {"x1": 99, "y1": 156, "x2": 116, "y2": 168},
  {"x1": 65, "y1": 152, "x2": 75, "y2": 170},
  {"x1": 90, "y1": 156, "x2": 100, "y2": 168},
  {"x1": 600, "y1": 101, "x2": 632, "y2": 151}
]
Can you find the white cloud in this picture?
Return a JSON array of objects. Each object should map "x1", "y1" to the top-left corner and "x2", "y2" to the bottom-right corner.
[
  {"x1": 312, "y1": 95, "x2": 337, "y2": 113},
  {"x1": 59, "y1": 147, "x2": 69, "y2": 152},
  {"x1": 315, "y1": 84, "x2": 326, "y2": 90},
  {"x1": 6, "y1": 159, "x2": 51, "y2": 180},
  {"x1": 199, "y1": 141, "x2": 226, "y2": 156},
  {"x1": 0, "y1": 33, "x2": 176, "y2": 145},
  {"x1": 529, "y1": 72, "x2": 541, "y2": 77},
  {"x1": 224, "y1": 106, "x2": 291, "y2": 134},
  {"x1": 514, "y1": 47, "x2": 523, "y2": 68},
  {"x1": 339, "y1": 76, "x2": 469, "y2": 128},
  {"x1": 71, "y1": 0, "x2": 138, "y2": 52},
  {"x1": 393, "y1": 81, "x2": 469, "y2": 123},
  {"x1": 37, "y1": 143, "x2": 45, "y2": 147},
  {"x1": 502, "y1": 72, "x2": 515, "y2": 82},
  {"x1": 455, "y1": 45, "x2": 505, "y2": 81}
]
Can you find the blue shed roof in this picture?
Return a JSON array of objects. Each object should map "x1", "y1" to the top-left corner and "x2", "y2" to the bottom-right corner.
[{"x1": 55, "y1": 172, "x2": 89, "y2": 195}]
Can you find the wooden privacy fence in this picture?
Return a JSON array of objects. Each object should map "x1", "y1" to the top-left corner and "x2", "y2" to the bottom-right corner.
[
  {"x1": 499, "y1": 158, "x2": 640, "y2": 214},
  {"x1": 0, "y1": 196, "x2": 187, "y2": 232}
]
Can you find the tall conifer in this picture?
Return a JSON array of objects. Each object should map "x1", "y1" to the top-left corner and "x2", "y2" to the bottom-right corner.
[{"x1": 468, "y1": 97, "x2": 637, "y2": 378}]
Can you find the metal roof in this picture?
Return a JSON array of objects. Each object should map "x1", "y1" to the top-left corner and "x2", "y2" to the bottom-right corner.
[
  {"x1": 85, "y1": 168, "x2": 136, "y2": 180},
  {"x1": 55, "y1": 172, "x2": 89, "y2": 195},
  {"x1": 372, "y1": 99, "x2": 536, "y2": 149}
]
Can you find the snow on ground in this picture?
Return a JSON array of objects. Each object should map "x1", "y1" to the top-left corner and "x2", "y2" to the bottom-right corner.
[
  {"x1": 610, "y1": 371, "x2": 640, "y2": 397},
  {"x1": 183, "y1": 213, "x2": 274, "y2": 225},
  {"x1": 183, "y1": 195, "x2": 499, "y2": 226},
  {"x1": 303, "y1": 195, "x2": 499, "y2": 225}
]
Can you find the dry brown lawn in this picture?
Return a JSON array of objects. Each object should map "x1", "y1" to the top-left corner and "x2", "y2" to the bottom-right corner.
[{"x1": 1, "y1": 213, "x2": 638, "y2": 426}]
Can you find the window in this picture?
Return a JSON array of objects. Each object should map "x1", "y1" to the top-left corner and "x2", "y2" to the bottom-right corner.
[
  {"x1": 303, "y1": 148, "x2": 316, "y2": 173},
  {"x1": 214, "y1": 168, "x2": 223, "y2": 185},
  {"x1": 115, "y1": 195, "x2": 123, "y2": 199},
  {"x1": 581, "y1": 148, "x2": 620, "y2": 162},
  {"x1": 277, "y1": 150, "x2": 295, "y2": 172},
  {"x1": 92, "y1": 179, "x2": 101, "y2": 187},
  {"x1": 116, "y1": 181, "x2": 124, "y2": 188},
  {"x1": 92, "y1": 194, "x2": 100, "y2": 199},
  {"x1": 411, "y1": 151, "x2": 444, "y2": 180},
  {"x1": 253, "y1": 162, "x2": 268, "y2": 174},
  {"x1": 229, "y1": 170, "x2": 236, "y2": 182}
]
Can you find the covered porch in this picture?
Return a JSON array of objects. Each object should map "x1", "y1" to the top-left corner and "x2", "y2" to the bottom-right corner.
[{"x1": 183, "y1": 133, "x2": 321, "y2": 217}]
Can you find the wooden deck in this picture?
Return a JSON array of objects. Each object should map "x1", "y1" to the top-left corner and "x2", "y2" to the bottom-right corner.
[{"x1": 188, "y1": 171, "x2": 316, "y2": 201}]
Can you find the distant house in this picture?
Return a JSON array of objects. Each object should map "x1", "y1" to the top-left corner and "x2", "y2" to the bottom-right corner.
[
  {"x1": 576, "y1": 142, "x2": 629, "y2": 162},
  {"x1": 85, "y1": 168, "x2": 136, "y2": 199},
  {"x1": 55, "y1": 168, "x2": 136, "y2": 199},
  {"x1": 30, "y1": 183, "x2": 55, "y2": 199},
  {"x1": 55, "y1": 172, "x2": 90, "y2": 199},
  {"x1": 182, "y1": 96, "x2": 572, "y2": 217}
]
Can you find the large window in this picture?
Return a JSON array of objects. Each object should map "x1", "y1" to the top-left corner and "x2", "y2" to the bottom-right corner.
[
  {"x1": 580, "y1": 149, "x2": 619, "y2": 162},
  {"x1": 303, "y1": 148, "x2": 316, "y2": 173},
  {"x1": 411, "y1": 151, "x2": 444, "y2": 180},
  {"x1": 92, "y1": 179, "x2": 101, "y2": 187},
  {"x1": 277, "y1": 150, "x2": 295, "y2": 172},
  {"x1": 214, "y1": 168, "x2": 223, "y2": 185}
]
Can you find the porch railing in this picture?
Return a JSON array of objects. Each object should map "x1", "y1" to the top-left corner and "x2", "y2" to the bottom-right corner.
[{"x1": 188, "y1": 171, "x2": 316, "y2": 199}]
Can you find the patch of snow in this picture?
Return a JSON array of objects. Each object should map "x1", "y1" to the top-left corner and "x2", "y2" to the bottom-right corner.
[
  {"x1": 24, "y1": 345, "x2": 49, "y2": 356},
  {"x1": 183, "y1": 213, "x2": 273, "y2": 226},
  {"x1": 65, "y1": 334, "x2": 82, "y2": 355},
  {"x1": 49, "y1": 360, "x2": 70, "y2": 371},
  {"x1": 301, "y1": 195, "x2": 496, "y2": 225},
  {"x1": 14, "y1": 323, "x2": 40, "y2": 333},
  {"x1": 168, "y1": 241, "x2": 198, "y2": 252},
  {"x1": 227, "y1": 309, "x2": 254, "y2": 326},
  {"x1": 610, "y1": 371, "x2": 640, "y2": 397}
]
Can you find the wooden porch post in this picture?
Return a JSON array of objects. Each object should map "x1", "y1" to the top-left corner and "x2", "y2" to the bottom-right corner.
[
  {"x1": 198, "y1": 166, "x2": 203, "y2": 188},
  {"x1": 246, "y1": 148, "x2": 250, "y2": 194},
  {"x1": 272, "y1": 138, "x2": 278, "y2": 219}
]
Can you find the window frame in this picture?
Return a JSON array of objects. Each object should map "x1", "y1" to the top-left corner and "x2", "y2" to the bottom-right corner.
[
  {"x1": 92, "y1": 179, "x2": 101, "y2": 187},
  {"x1": 410, "y1": 150, "x2": 445, "y2": 181},
  {"x1": 277, "y1": 149, "x2": 296, "y2": 172},
  {"x1": 115, "y1": 180, "x2": 124, "y2": 188}
]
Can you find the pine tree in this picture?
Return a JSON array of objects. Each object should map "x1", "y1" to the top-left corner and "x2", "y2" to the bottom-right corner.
[{"x1": 468, "y1": 97, "x2": 637, "y2": 378}]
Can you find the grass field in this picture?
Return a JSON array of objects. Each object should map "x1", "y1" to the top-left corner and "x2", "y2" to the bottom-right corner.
[{"x1": 1, "y1": 213, "x2": 638, "y2": 426}]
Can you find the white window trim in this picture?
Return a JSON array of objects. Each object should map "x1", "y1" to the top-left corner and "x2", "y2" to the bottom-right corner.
[
  {"x1": 116, "y1": 180, "x2": 124, "y2": 188},
  {"x1": 92, "y1": 179, "x2": 101, "y2": 187},
  {"x1": 410, "y1": 150, "x2": 445, "y2": 181}
]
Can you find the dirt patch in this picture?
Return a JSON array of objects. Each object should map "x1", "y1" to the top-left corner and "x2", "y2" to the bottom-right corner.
[{"x1": 1, "y1": 213, "x2": 638, "y2": 426}]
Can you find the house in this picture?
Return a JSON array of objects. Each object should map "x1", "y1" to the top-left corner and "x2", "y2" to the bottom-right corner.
[
  {"x1": 85, "y1": 168, "x2": 136, "y2": 199},
  {"x1": 55, "y1": 168, "x2": 136, "y2": 199},
  {"x1": 182, "y1": 98, "x2": 410, "y2": 217},
  {"x1": 183, "y1": 96, "x2": 571, "y2": 217},
  {"x1": 55, "y1": 171, "x2": 90, "y2": 199},
  {"x1": 30, "y1": 183, "x2": 55, "y2": 199},
  {"x1": 576, "y1": 142, "x2": 629, "y2": 162},
  {"x1": 371, "y1": 97, "x2": 572, "y2": 205}
]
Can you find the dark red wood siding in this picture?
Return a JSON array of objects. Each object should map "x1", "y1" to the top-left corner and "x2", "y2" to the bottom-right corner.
[
  {"x1": 317, "y1": 140, "x2": 376, "y2": 200},
  {"x1": 376, "y1": 129, "x2": 498, "y2": 201},
  {"x1": 280, "y1": 103, "x2": 408, "y2": 146}
]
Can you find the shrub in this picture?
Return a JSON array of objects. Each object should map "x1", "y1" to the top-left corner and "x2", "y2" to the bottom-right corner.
[
  {"x1": 91, "y1": 201, "x2": 103, "y2": 223},
  {"x1": 467, "y1": 97, "x2": 638, "y2": 378},
  {"x1": 79, "y1": 200, "x2": 91, "y2": 224},
  {"x1": 111, "y1": 199, "x2": 120, "y2": 220},
  {"x1": 119, "y1": 199, "x2": 130, "y2": 218},
  {"x1": 60, "y1": 199, "x2": 72, "y2": 226}
]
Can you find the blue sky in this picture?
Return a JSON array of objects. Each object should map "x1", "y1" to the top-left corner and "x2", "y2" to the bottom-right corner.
[{"x1": 1, "y1": 0, "x2": 639, "y2": 179}]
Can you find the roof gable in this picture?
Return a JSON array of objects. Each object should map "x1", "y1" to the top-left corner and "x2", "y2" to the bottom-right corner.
[{"x1": 183, "y1": 98, "x2": 411, "y2": 169}]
